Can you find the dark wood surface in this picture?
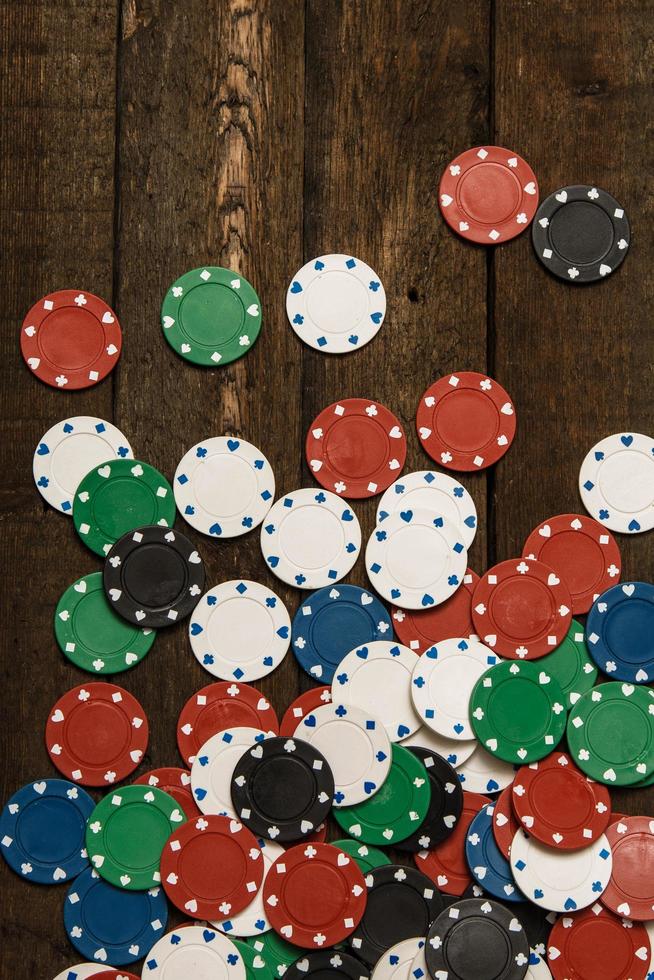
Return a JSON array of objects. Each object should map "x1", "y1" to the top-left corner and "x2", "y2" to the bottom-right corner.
[{"x1": 1, "y1": 1, "x2": 652, "y2": 974}]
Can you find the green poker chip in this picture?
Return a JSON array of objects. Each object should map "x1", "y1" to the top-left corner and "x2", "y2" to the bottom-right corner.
[
  {"x1": 54, "y1": 571, "x2": 156, "y2": 674},
  {"x1": 331, "y1": 838, "x2": 392, "y2": 874},
  {"x1": 161, "y1": 266, "x2": 262, "y2": 367},
  {"x1": 73, "y1": 458, "x2": 175, "y2": 557},
  {"x1": 234, "y1": 939, "x2": 275, "y2": 979},
  {"x1": 534, "y1": 618, "x2": 597, "y2": 708},
  {"x1": 248, "y1": 931, "x2": 302, "y2": 978},
  {"x1": 567, "y1": 681, "x2": 654, "y2": 786},
  {"x1": 85, "y1": 785, "x2": 186, "y2": 890},
  {"x1": 470, "y1": 660, "x2": 567, "y2": 764},
  {"x1": 332, "y1": 744, "x2": 431, "y2": 846}
]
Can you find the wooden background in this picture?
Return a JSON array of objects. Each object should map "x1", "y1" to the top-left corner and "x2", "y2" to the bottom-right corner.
[{"x1": 1, "y1": 0, "x2": 652, "y2": 974}]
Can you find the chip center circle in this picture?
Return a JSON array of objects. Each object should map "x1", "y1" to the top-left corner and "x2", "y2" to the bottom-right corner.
[
  {"x1": 251, "y1": 756, "x2": 316, "y2": 820},
  {"x1": 308, "y1": 719, "x2": 374, "y2": 788},
  {"x1": 433, "y1": 389, "x2": 499, "y2": 454},
  {"x1": 387, "y1": 524, "x2": 448, "y2": 589},
  {"x1": 604, "y1": 599, "x2": 654, "y2": 666},
  {"x1": 155, "y1": 946, "x2": 228, "y2": 977},
  {"x1": 93, "y1": 478, "x2": 158, "y2": 540},
  {"x1": 38, "y1": 306, "x2": 105, "y2": 370},
  {"x1": 84, "y1": 878, "x2": 151, "y2": 943},
  {"x1": 122, "y1": 543, "x2": 187, "y2": 608},
  {"x1": 598, "y1": 450, "x2": 654, "y2": 512},
  {"x1": 612, "y1": 835, "x2": 654, "y2": 899},
  {"x1": 51, "y1": 433, "x2": 118, "y2": 497},
  {"x1": 279, "y1": 506, "x2": 344, "y2": 570},
  {"x1": 445, "y1": 917, "x2": 511, "y2": 975},
  {"x1": 207, "y1": 596, "x2": 274, "y2": 661},
  {"x1": 65, "y1": 701, "x2": 131, "y2": 767},
  {"x1": 586, "y1": 699, "x2": 650, "y2": 765},
  {"x1": 309, "y1": 602, "x2": 376, "y2": 669},
  {"x1": 179, "y1": 282, "x2": 244, "y2": 348},
  {"x1": 488, "y1": 677, "x2": 551, "y2": 741},
  {"x1": 457, "y1": 163, "x2": 521, "y2": 224},
  {"x1": 566, "y1": 918, "x2": 636, "y2": 978},
  {"x1": 305, "y1": 271, "x2": 368, "y2": 334},
  {"x1": 324, "y1": 415, "x2": 390, "y2": 481},
  {"x1": 428, "y1": 655, "x2": 482, "y2": 720},
  {"x1": 489, "y1": 577, "x2": 554, "y2": 640},
  {"x1": 282, "y1": 860, "x2": 348, "y2": 927},
  {"x1": 103, "y1": 802, "x2": 171, "y2": 871},
  {"x1": 530, "y1": 769, "x2": 594, "y2": 830},
  {"x1": 179, "y1": 830, "x2": 246, "y2": 899},
  {"x1": 538, "y1": 531, "x2": 605, "y2": 596},
  {"x1": 18, "y1": 797, "x2": 82, "y2": 864},
  {"x1": 549, "y1": 201, "x2": 614, "y2": 264},
  {"x1": 73, "y1": 588, "x2": 139, "y2": 655}
]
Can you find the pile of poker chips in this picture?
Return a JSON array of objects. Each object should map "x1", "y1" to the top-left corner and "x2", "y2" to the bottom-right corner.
[{"x1": 5, "y1": 146, "x2": 653, "y2": 980}]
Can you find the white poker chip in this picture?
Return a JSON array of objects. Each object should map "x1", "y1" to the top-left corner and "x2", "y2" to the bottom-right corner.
[
  {"x1": 579, "y1": 432, "x2": 654, "y2": 533},
  {"x1": 260, "y1": 488, "x2": 361, "y2": 589},
  {"x1": 510, "y1": 829, "x2": 613, "y2": 913},
  {"x1": 212, "y1": 837, "x2": 284, "y2": 937},
  {"x1": 189, "y1": 580, "x2": 291, "y2": 682},
  {"x1": 332, "y1": 640, "x2": 421, "y2": 742},
  {"x1": 456, "y1": 742, "x2": 516, "y2": 795},
  {"x1": 525, "y1": 948, "x2": 553, "y2": 979},
  {"x1": 410, "y1": 637, "x2": 498, "y2": 741},
  {"x1": 53, "y1": 968, "x2": 113, "y2": 980},
  {"x1": 376, "y1": 470, "x2": 478, "y2": 549},
  {"x1": 174, "y1": 436, "x2": 275, "y2": 538},
  {"x1": 142, "y1": 925, "x2": 246, "y2": 978},
  {"x1": 293, "y1": 701, "x2": 391, "y2": 807},
  {"x1": 33, "y1": 416, "x2": 133, "y2": 515},
  {"x1": 400, "y1": 727, "x2": 477, "y2": 769},
  {"x1": 371, "y1": 937, "x2": 425, "y2": 980},
  {"x1": 191, "y1": 727, "x2": 274, "y2": 817},
  {"x1": 409, "y1": 944, "x2": 428, "y2": 980},
  {"x1": 365, "y1": 507, "x2": 468, "y2": 610},
  {"x1": 286, "y1": 253, "x2": 386, "y2": 354}
]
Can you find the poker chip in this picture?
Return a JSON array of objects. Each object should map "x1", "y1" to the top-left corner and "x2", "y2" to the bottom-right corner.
[
  {"x1": 392, "y1": 569, "x2": 479, "y2": 653},
  {"x1": 214, "y1": 838, "x2": 284, "y2": 937},
  {"x1": 177, "y1": 682, "x2": 279, "y2": 765},
  {"x1": 416, "y1": 372, "x2": 516, "y2": 472},
  {"x1": 400, "y1": 726, "x2": 477, "y2": 769},
  {"x1": 510, "y1": 828, "x2": 613, "y2": 912},
  {"x1": 349, "y1": 864, "x2": 443, "y2": 966},
  {"x1": 425, "y1": 897, "x2": 530, "y2": 980},
  {"x1": 33, "y1": 416, "x2": 133, "y2": 515},
  {"x1": 365, "y1": 507, "x2": 468, "y2": 610},
  {"x1": 456, "y1": 743, "x2": 517, "y2": 795},
  {"x1": 73, "y1": 460, "x2": 175, "y2": 558},
  {"x1": 586, "y1": 582, "x2": 654, "y2": 684},
  {"x1": 286, "y1": 254, "x2": 386, "y2": 354},
  {"x1": 512, "y1": 752, "x2": 611, "y2": 851},
  {"x1": 414, "y1": 791, "x2": 490, "y2": 896},
  {"x1": 293, "y1": 701, "x2": 391, "y2": 807},
  {"x1": 396, "y1": 747, "x2": 463, "y2": 852},
  {"x1": 233, "y1": 938, "x2": 275, "y2": 979},
  {"x1": 46, "y1": 683, "x2": 148, "y2": 787},
  {"x1": 533, "y1": 620, "x2": 597, "y2": 709},
  {"x1": 0, "y1": 778, "x2": 94, "y2": 884},
  {"x1": 578, "y1": 432, "x2": 654, "y2": 534},
  {"x1": 142, "y1": 925, "x2": 247, "y2": 977},
  {"x1": 410, "y1": 636, "x2": 497, "y2": 741},
  {"x1": 285, "y1": 950, "x2": 371, "y2": 979},
  {"x1": 371, "y1": 938, "x2": 424, "y2": 979},
  {"x1": 465, "y1": 803, "x2": 521, "y2": 903},
  {"x1": 332, "y1": 640, "x2": 420, "y2": 742},
  {"x1": 161, "y1": 813, "x2": 263, "y2": 919},
  {"x1": 134, "y1": 767, "x2": 201, "y2": 820},
  {"x1": 249, "y1": 931, "x2": 304, "y2": 978},
  {"x1": 525, "y1": 948, "x2": 553, "y2": 980},
  {"x1": 601, "y1": 817, "x2": 654, "y2": 921},
  {"x1": 470, "y1": 660, "x2": 567, "y2": 765},
  {"x1": 547, "y1": 903, "x2": 651, "y2": 980},
  {"x1": 104, "y1": 525, "x2": 205, "y2": 628},
  {"x1": 55, "y1": 572, "x2": 156, "y2": 675},
  {"x1": 21, "y1": 289, "x2": 122, "y2": 389},
  {"x1": 330, "y1": 839, "x2": 392, "y2": 875},
  {"x1": 377, "y1": 470, "x2": 477, "y2": 548},
  {"x1": 174, "y1": 437, "x2": 275, "y2": 538},
  {"x1": 439, "y1": 145, "x2": 538, "y2": 244},
  {"x1": 64, "y1": 867, "x2": 167, "y2": 966},
  {"x1": 85, "y1": 785, "x2": 186, "y2": 890},
  {"x1": 161, "y1": 266, "x2": 262, "y2": 366},
  {"x1": 492, "y1": 785, "x2": 521, "y2": 859},
  {"x1": 84, "y1": 972, "x2": 139, "y2": 980},
  {"x1": 231, "y1": 735, "x2": 334, "y2": 843},
  {"x1": 53, "y1": 969, "x2": 115, "y2": 980},
  {"x1": 292, "y1": 585, "x2": 392, "y2": 684},
  {"x1": 333, "y1": 744, "x2": 431, "y2": 846},
  {"x1": 263, "y1": 842, "x2": 367, "y2": 948},
  {"x1": 192, "y1": 728, "x2": 273, "y2": 817},
  {"x1": 566, "y1": 682, "x2": 654, "y2": 786},
  {"x1": 522, "y1": 514, "x2": 621, "y2": 615},
  {"x1": 189, "y1": 581, "x2": 290, "y2": 682},
  {"x1": 261, "y1": 489, "x2": 361, "y2": 589},
  {"x1": 279, "y1": 687, "x2": 332, "y2": 737},
  {"x1": 532, "y1": 185, "x2": 630, "y2": 283}
]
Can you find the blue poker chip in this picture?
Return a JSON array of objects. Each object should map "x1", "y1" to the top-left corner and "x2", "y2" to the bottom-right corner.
[
  {"x1": 586, "y1": 581, "x2": 654, "y2": 683},
  {"x1": 0, "y1": 778, "x2": 94, "y2": 885},
  {"x1": 64, "y1": 867, "x2": 168, "y2": 966},
  {"x1": 291, "y1": 584, "x2": 393, "y2": 682},
  {"x1": 465, "y1": 802, "x2": 522, "y2": 903}
]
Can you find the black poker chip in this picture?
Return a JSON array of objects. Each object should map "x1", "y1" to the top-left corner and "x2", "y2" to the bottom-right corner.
[
  {"x1": 284, "y1": 949, "x2": 371, "y2": 979},
  {"x1": 348, "y1": 864, "x2": 443, "y2": 966},
  {"x1": 395, "y1": 747, "x2": 463, "y2": 852},
  {"x1": 452, "y1": 883, "x2": 556, "y2": 954},
  {"x1": 425, "y1": 897, "x2": 530, "y2": 980},
  {"x1": 103, "y1": 524, "x2": 205, "y2": 628},
  {"x1": 230, "y1": 735, "x2": 334, "y2": 843},
  {"x1": 531, "y1": 184, "x2": 630, "y2": 283}
]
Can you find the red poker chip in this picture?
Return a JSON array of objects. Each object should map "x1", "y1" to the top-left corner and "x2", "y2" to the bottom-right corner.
[
  {"x1": 601, "y1": 817, "x2": 654, "y2": 921},
  {"x1": 492, "y1": 785, "x2": 521, "y2": 859},
  {"x1": 305, "y1": 398, "x2": 407, "y2": 498},
  {"x1": 547, "y1": 903, "x2": 651, "y2": 980},
  {"x1": 512, "y1": 752, "x2": 611, "y2": 851},
  {"x1": 522, "y1": 514, "x2": 622, "y2": 615},
  {"x1": 45, "y1": 682, "x2": 148, "y2": 787},
  {"x1": 416, "y1": 372, "x2": 516, "y2": 472},
  {"x1": 263, "y1": 842, "x2": 367, "y2": 948},
  {"x1": 134, "y1": 766, "x2": 201, "y2": 820},
  {"x1": 161, "y1": 814, "x2": 264, "y2": 919},
  {"x1": 392, "y1": 568, "x2": 479, "y2": 653},
  {"x1": 414, "y1": 791, "x2": 490, "y2": 896},
  {"x1": 471, "y1": 557, "x2": 572, "y2": 660},
  {"x1": 20, "y1": 289, "x2": 122, "y2": 390},
  {"x1": 279, "y1": 687, "x2": 332, "y2": 737},
  {"x1": 438, "y1": 145, "x2": 539, "y2": 245},
  {"x1": 177, "y1": 682, "x2": 280, "y2": 765}
]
